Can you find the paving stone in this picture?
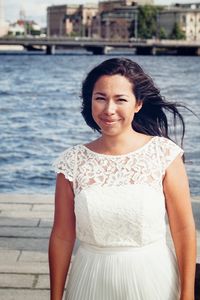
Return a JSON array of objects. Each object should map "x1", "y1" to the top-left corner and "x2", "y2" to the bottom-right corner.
[
  {"x1": 0, "y1": 194, "x2": 54, "y2": 204},
  {"x1": 32, "y1": 204, "x2": 54, "y2": 211},
  {"x1": 39, "y1": 219, "x2": 53, "y2": 228},
  {"x1": 0, "y1": 262, "x2": 49, "y2": 274},
  {"x1": 0, "y1": 193, "x2": 199, "y2": 299},
  {"x1": 0, "y1": 249, "x2": 20, "y2": 263},
  {"x1": 0, "y1": 237, "x2": 48, "y2": 252},
  {"x1": 0, "y1": 217, "x2": 39, "y2": 227},
  {"x1": 36, "y1": 275, "x2": 50, "y2": 289},
  {"x1": 19, "y1": 251, "x2": 48, "y2": 263},
  {"x1": 0, "y1": 274, "x2": 35, "y2": 288},
  {"x1": 0, "y1": 204, "x2": 32, "y2": 211},
  {"x1": 1, "y1": 210, "x2": 53, "y2": 219},
  {"x1": 192, "y1": 202, "x2": 200, "y2": 229},
  {"x1": 0, "y1": 289, "x2": 50, "y2": 300},
  {"x1": 0, "y1": 227, "x2": 51, "y2": 238}
]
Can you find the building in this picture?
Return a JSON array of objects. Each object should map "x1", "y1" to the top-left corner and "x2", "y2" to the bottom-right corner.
[
  {"x1": 159, "y1": 3, "x2": 200, "y2": 40},
  {"x1": 8, "y1": 20, "x2": 41, "y2": 37},
  {"x1": 8, "y1": 21, "x2": 25, "y2": 36},
  {"x1": 47, "y1": 4, "x2": 98, "y2": 37},
  {"x1": 92, "y1": 0, "x2": 154, "y2": 40},
  {"x1": 99, "y1": 6, "x2": 138, "y2": 39},
  {"x1": 99, "y1": 0, "x2": 153, "y2": 13},
  {"x1": 0, "y1": 0, "x2": 9, "y2": 36}
]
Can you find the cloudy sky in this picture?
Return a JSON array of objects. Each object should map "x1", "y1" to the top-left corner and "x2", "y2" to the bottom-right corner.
[{"x1": 3, "y1": 0, "x2": 198, "y2": 26}]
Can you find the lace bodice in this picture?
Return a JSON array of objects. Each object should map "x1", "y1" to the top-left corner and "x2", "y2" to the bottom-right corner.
[{"x1": 53, "y1": 136, "x2": 183, "y2": 247}]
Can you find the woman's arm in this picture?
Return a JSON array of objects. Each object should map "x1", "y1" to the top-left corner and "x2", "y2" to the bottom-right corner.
[
  {"x1": 49, "y1": 173, "x2": 76, "y2": 300},
  {"x1": 163, "y1": 155, "x2": 196, "y2": 300}
]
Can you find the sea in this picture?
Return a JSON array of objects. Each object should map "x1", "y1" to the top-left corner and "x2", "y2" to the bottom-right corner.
[{"x1": 0, "y1": 50, "x2": 200, "y2": 195}]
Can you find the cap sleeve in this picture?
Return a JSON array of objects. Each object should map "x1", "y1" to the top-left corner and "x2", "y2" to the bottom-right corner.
[
  {"x1": 52, "y1": 146, "x2": 77, "y2": 181},
  {"x1": 158, "y1": 137, "x2": 184, "y2": 174}
]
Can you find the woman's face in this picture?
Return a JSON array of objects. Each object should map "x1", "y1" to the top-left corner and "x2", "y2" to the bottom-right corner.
[{"x1": 91, "y1": 74, "x2": 142, "y2": 137}]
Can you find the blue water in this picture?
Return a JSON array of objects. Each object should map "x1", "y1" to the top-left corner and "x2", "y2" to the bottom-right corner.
[{"x1": 0, "y1": 51, "x2": 200, "y2": 195}]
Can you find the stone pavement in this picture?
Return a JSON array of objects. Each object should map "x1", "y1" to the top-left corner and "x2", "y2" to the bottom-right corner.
[{"x1": 0, "y1": 194, "x2": 200, "y2": 300}]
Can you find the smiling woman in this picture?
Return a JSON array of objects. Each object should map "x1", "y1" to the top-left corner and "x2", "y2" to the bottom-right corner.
[{"x1": 49, "y1": 58, "x2": 196, "y2": 300}]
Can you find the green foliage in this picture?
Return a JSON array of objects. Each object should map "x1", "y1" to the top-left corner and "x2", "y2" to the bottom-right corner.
[
  {"x1": 138, "y1": 5, "x2": 157, "y2": 38},
  {"x1": 31, "y1": 30, "x2": 41, "y2": 36},
  {"x1": 170, "y1": 22, "x2": 186, "y2": 40},
  {"x1": 24, "y1": 22, "x2": 41, "y2": 36},
  {"x1": 159, "y1": 27, "x2": 167, "y2": 39},
  {"x1": 129, "y1": 5, "x2": 164, "y2": 39}
]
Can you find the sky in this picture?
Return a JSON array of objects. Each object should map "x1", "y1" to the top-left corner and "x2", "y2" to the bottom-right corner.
[{"x1": 3, "y1": 0, "x2": 200, "y2": 27}]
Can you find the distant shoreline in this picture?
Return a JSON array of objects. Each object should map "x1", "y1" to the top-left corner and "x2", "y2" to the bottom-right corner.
[{"x1": 0, "y1": 45, "x2": 24, "y2": 51}]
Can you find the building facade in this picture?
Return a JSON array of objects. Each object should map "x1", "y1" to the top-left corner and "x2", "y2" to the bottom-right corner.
[
  {"x1": 47, "y1": 0, "x2": 155, "y2": 39},
  {"x1": 47, "y1": 4, "x2": 98, "y2": 37},
  {"x1": 92, "y1": 0, "x2": 154, "y2": 40},
  {"x1": 159, "y1": 3, "x2": 200, "y2": 40},
  {"x1": 100, "y1": 7, "x2": 137, "y2": 39},
  {"x1": 0, "y1": 0, "x2": 8, "y2": 36}
]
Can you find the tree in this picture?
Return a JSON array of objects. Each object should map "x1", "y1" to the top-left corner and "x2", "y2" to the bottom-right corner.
[
  {"x1": 170, "y1": 22, "x2": 186, "y2": 40},
  {"x1": 129, "y1": 5, "x2": 164, "y2": 39},
  {"x1": 159, "y1": 27, "x2": 167, "y2": 39}
]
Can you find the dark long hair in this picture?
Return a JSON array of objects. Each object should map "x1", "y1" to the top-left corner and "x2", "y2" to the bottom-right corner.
[{"x1": 81, "y1": 57, "x2": 186, "y2": 146}]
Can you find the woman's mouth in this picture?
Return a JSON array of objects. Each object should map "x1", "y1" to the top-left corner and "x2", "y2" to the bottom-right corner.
[{"x1": 100, "y1": 118, "x2": 120, "y2": 125}]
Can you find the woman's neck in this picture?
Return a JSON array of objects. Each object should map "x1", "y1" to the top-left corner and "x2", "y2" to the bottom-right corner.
[{"x1": 96, "y1": 131, "x2": 146, "y2": 155}]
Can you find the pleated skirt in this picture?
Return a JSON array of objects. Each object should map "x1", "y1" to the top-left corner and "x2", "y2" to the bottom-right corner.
[{"x1": 64, "y1": 240, "x2": 180, "y2": 300}]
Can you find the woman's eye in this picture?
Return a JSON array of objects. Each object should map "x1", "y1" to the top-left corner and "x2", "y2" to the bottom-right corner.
[
  {"x1": 118, "y1": 99, "x2": 127, "y2": 102},
  {"x1": 96, "y1": 97, "x2": 105, "y2": 101}
]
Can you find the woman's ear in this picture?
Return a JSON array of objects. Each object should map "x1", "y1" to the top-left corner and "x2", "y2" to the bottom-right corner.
[{"x1": 135, "y1": 101, "x2": 143, "y2": 113}]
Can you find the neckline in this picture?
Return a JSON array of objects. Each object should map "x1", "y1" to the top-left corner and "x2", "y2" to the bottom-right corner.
[{"x1": 81, "y1": 136, "x2": 158, "y2": 158}]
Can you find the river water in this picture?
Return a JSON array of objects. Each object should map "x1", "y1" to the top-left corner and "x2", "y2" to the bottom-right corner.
[{"x1": 0, "y1": 51, "x2": 200, "y2": 195}]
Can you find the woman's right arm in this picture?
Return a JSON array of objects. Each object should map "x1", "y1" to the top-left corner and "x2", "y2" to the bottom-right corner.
[{"x1": 49, "y1": 173, "x2": 76, "y2": 300}]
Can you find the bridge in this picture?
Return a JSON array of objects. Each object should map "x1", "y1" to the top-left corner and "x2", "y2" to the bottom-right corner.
[{"x1": 1, "y1": 37, "x2": 200, "y2": 55}]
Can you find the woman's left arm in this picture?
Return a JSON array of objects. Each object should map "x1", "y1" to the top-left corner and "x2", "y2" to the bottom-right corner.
[{"x1": 163, "y1": 154, "x2": 196, "y2": 300}]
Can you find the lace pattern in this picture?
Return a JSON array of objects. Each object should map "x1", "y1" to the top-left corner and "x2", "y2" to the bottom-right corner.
[
  {"x1": 52, "y1": 136, "x2": 183, "y2": 247},
  {"x1": 53, "y1": 136, "x2": 183, "y2": 195}
]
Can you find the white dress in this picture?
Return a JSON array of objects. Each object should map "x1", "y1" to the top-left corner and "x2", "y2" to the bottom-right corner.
[{"x1": 53, "y1": 136, "x2": 183, "y2": 300}]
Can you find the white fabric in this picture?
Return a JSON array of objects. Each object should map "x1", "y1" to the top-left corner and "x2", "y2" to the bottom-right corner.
[{"x1": 53, "y1": 136, "x2": 184, "y2": 300}]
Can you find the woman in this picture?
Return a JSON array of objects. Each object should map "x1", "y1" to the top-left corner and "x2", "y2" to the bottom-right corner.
[{"x1": 49, "y1": 58, "x2": 196, "y2": 300}]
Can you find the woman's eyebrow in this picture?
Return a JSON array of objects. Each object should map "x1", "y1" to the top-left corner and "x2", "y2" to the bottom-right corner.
[
  {"x1": 94, "y1": 92, "x2": 106, "y2": 96},
  {"x1": 94, "y1": 92, "x2": 129, "y2": 97}
]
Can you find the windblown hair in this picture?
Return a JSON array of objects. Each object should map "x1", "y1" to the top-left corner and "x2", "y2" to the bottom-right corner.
[{"x1": 81, "y1": 58, "x2": 186, "y2": 146}]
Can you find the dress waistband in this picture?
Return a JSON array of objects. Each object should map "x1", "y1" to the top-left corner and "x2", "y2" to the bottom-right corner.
[{"x1": 79, "y1": 239, "x2": 167, "y2": 255}]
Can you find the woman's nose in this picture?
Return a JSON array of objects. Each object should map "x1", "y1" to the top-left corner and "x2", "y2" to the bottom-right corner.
[{"x1": 104, "y1": 101, "x2": 116, "y2": 115}]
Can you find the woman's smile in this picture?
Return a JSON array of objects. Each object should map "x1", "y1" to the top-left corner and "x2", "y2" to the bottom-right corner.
[{"x1": 100, "y1": 118, "x2": 121, "y2": 126}]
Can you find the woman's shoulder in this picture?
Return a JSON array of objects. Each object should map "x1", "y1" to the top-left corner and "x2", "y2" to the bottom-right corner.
[
  {"x1": 52, "y1": 144, "x2": 82, "y2": 181},
  {"x1": 155, "y1": 136, "x2": 184, "y2": 171},
  {"x1": 155, "y1": 136, "x2": 183, "y2": 150}
]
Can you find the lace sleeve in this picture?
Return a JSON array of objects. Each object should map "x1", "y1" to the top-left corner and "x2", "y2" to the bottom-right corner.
[
  {"x1": 158, "y1": 137, "x2": 184, "y2": 174},
  {"x1": 52, "y1": 146, "x2": 77, "y2": 181}
]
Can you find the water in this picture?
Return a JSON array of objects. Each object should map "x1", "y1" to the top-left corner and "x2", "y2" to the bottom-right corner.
[{"x1": 0, "y1": 51, "x2": 200, "y2": 195}]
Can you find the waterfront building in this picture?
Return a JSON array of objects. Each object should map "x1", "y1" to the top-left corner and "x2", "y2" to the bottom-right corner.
[
  {"x1": 92, "y1": 0, "x2": 154, "y2": 40},
  {"x1": 99, "y1": 0, "x2": 153, "y2": 13},
  {"x1": 0, "y1": 0, "x2": 8, "y2": 36},
  {"x1": 159, "y1": 3, "x2": 200, "y2": 40},
  {"x1": 8, "y1": 20, "x2": 41, "y2": 37},
  {"x1": 99, "y1": 6, "x2": 138, "y2": 39},
  {"x1": 8, "y1": 21, "x2": 25, "y2": 36},
  {"x1": 47, "y1": 4, "x2": 98, "y2": 37}
]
